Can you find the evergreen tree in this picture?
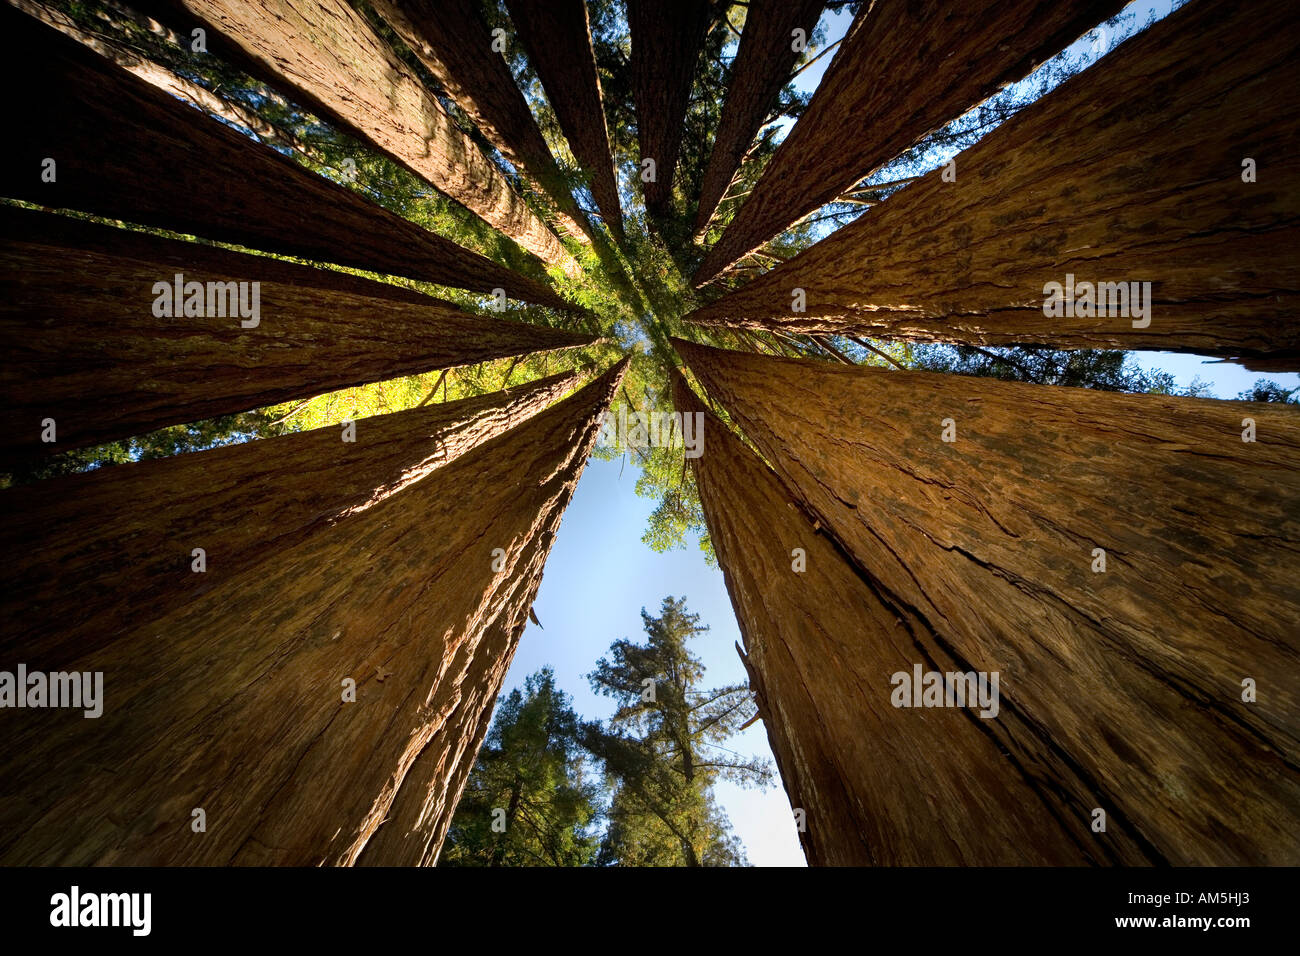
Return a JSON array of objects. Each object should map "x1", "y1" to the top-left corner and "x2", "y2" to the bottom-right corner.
[
  {"x1": 582, "y1": 596, "x2": 770, "y2": 866},
  {"x1": 442, "y1": 668, "x2": 600, "y2": 867}
]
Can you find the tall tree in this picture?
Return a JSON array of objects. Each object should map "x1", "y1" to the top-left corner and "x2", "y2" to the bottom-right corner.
[
  {"x1": 627, "y1": 0, "x2": 715, "y2": 219},
  {"x1": 582, "y1": 596, "x2": 770, "y2": 866},
  {"x1": 671, "y1": 368, "x2": 1112, "y2": 864},
  {"x1": 368, "y1": 0, "x2": 595, "y2": 245},
  {"x1": 692, "y1": 0, "x2": 824, "y2": 237},
  {"x1": 689, "y1": 0, "x2": 1300, "y2": 369},
  {"x1": 0, "y1": 361, "x2": 626, "y2": 866},
  {"x1": 504, "y1": 0, "x2": 625, "y2": 241},
  {"x1": 692, "y1": 0, "x2": 1126, "y2": 285},
  {"x1": 442, "y1": 669, "x2": 601, "y2": 867},
  {"x1": 139, "y1": 0, "x2": 579, "y2": 272},
  {"x1": 0, "y1": 208, "x2": 595, "y2": 463},
  {"x1": 0, "y1": 5, "x2": 575, "y2": 309},
  {"x1": 0, "y1": 368, "x2": 586, "y2": 672},
  {"x1": 674, "y1": 338, "x2": 1300, "y2": 865}
]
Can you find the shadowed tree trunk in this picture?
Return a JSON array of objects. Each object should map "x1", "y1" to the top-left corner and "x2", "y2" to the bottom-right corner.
[
  {"x1": 504, "y1": 0, "x2": 624, "y2": 242},
  {"x1": 369, "y1": 0, "x2": 595, "y2": 246},
  {"x1": 0, "y1": 366, "x2": 586, "y2": 675},
  {"x1": 0, "y1": 6, "x2": 575, "y2": 310},
  {"x1": 0, "y1": 360, "x2": 627, "y2": 866},
  {"x1": 357, "y1": 500, "x2": 555, "y2": 866},
  {"x1": 139, "y1": 0, "x2": 579, "y2": 273},
  {"x1": 692, "y1": 0, "x2": 1126, "y2": 286},
  {"x1": 671, "y1": 368, "x2": 1139, "y2": 865},
  {"x1": 692, "y1": 0, "x2": 823, "y2": 237},
  {"x1": 0, "y1": 209, "x2": 596, "y2": 463},
  {"x1": 627, "y1": 0, "x2": 714, "y2": 218},
  {"x1": 14, "y1": 0, "x2": 310, "y2": 154},
  {"x1": 689, "y1": 0, "x2": 1300, "y2": 369},
  {"x1": 674, "y1": 338, "x2": 1300, "y2": 865}
]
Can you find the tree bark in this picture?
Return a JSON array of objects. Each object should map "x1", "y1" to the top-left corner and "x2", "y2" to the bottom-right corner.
[
  {"x1": 673, "y1": 338, "x2": 1300, "y2": 865},
  {"x1": 13, "y1": 0, "x2": 309, "y2": 155},
  {"x1": 689, "y1": 0, "x2": 1300, "y2": 369},
  {"x1": 138, "y1": 0, "x2": 578, "y2": 273},
  {"x1": 0, "y1": 4, "x2": 575, "y2": 309},
  {"x1": 627, "y1": 0, "x2": 714, "y2": 218},
  {"x1": 503, "y1": 0, "x2": 624, "y2": 242},
  {"x1": 0, "y1": 360, "x2": 626, "y2": 866},
  {"x1": 691, "y1": 0, "x2": 823, "y2": 237},
  {"x1": 0, "y1": 207, "x2": 596, "y2": 463},
  {"x1": 672, "y1": 368, "x2": 1127, "y2": 864},
  {"x1": 692, "y1": 0, "x2": 1127, "y2": 286},
  {"x1": 369, "y1": 0, "x2": 594, "y2": 246},
  {"x1": 0, "y1": 363, "x2": 585, "y2": 674}
]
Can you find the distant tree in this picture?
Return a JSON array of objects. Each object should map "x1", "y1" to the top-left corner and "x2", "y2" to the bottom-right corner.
[
  {"x1": 582, "y1": 596, "x2": 770, "y2": 866},
  {"x1": 908, "y1": 344, "x2": 1180, "y2": 393},
  {"x1": 441, "y1": 668, "x2": 601, "y2": 867},
  {"x1": 1236, "y1": 380, "x2": 1300, "y2": 404}
]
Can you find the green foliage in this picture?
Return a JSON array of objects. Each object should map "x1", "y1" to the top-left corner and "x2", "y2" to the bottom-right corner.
[
  {"x1": 581, "y1": 597, "x2": 771, "y2": 866},
  {"x1": 442, "y1": 668, "x2": 601, "y2": 867}
]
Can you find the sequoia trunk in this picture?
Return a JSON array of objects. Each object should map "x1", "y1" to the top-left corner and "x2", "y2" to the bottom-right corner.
[{"x1": 674, "y1": 338, "x2": 1300, "y2": 865}]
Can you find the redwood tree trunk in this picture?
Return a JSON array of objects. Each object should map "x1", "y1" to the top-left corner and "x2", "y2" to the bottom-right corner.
[
  {"x1": 369, "y1": 0, "x2": 594, "y2": 246},
  {"x1": 689, "y1": 0, "x2": 1300, "y2": 369},
  {"x1": 691, "y1": 0, "x2": 823, "y2": 237},
  {"x1": 140, "y1": 0, "x2": 578, "y2": 273},
  {"x1": 0, "y1": 361, "x2": 626, "y2": 866},
  {"x1": 627, "y1": 0, "x2": 714, "y2": 218},
  {"x1": 672, "y1": 368, "x2": 1127, "y2": 865},
  {"x1": 692, "y1": 0, "x2": 1126, "y2": 285},
  {"x1": 0, "y1": 208, "x2": 596, "y2": 462},
  {"x1": 504, "y1": 0, "x2": 625, "y2": 242},
  {"x1": 674, "y1": 338, "x2": 1300, "y2": 865},
  {"x1": 0, "y1": 5, "x2": 574, "y2": 308},
  {"x1": 0, "y1": 366, "x2": 585, "y2": 675}
]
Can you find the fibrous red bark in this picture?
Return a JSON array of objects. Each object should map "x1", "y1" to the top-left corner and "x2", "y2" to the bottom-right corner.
[
  {"x1": 692, "y1": 0, "x2": 1127, "y2": 286},
  {"x1": 673, "y1": 368, "x2": 1127, "y2": 865},
  {"x1": 504, "y1": 0, "x2": 625, "y2": 242},
  {"x1": 692, "y1": 0, "x2": 823, "y2": 237},
  {"x1": 0, "y1": 207, "x2": 596, "y2": 463},
  {"x1": 0, "y1": 4, "x2": 575, "y2": 309},
  {"x1": 369, "y1": 0, "x2": 595, "y2": 246},
  {"x1": 138, "y1": 0, "x2": 579, "y2": 273},
  {"x1": 0, "y1": 363, "x2": 586, "y2": 675},
  {"x1": 689, "y1": 0, "x2": 1300, "y2": 369},
  {"x1": 0, "y1": 360, "x2": 626, "y2": 866},
  {"x1": 627, "y1": 0, "x2": 714, "y2": 218},
  {"x1": 674, "y1": 338, "x2": 1300, "y2": 865}
]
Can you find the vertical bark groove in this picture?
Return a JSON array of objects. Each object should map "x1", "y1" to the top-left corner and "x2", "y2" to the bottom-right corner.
[
  {"x1": 369, "y1": 0, "x2": 595, "y2": 245},
  {"x1": 673, "y1": 368, "x2": 1128, "y2": 864}
]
